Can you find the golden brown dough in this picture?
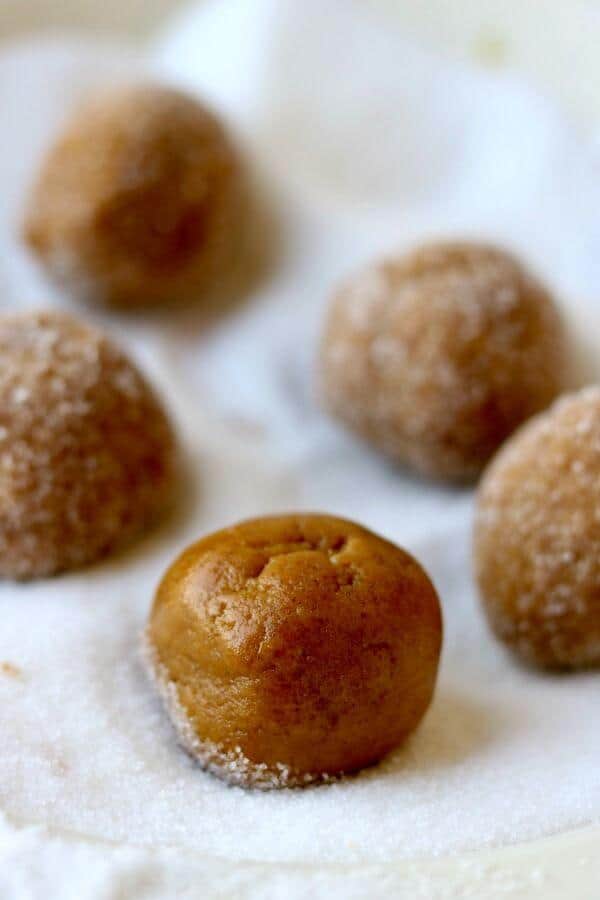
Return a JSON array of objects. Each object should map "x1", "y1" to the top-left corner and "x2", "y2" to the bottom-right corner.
[
  {"x1": 319, "y1": 242, "x2": 568, "y2": 482},
  {"x1": 474, "y1": 387, "x2": 600, "y2": 669},
  {"x1": 0, "y1": 310, "x2": 176, "y2": 578},
  {"x1": 24, "y1": 84, "x2": 246, "y2": 310},
  {"x1": 145, "y1": 513, "x2": 442, "y2": 788}
]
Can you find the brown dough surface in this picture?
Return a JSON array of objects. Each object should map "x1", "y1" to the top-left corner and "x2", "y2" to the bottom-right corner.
[
  {"x1": 474, "y1": 387, "x2": 600, "y2": 669},
  {"x1": 145, "y1": 513, "x2": 442, "y2": 788},
  {"x1": 320, "y1": 242, "x2": 568, "y2": 482},
  {"x1": 0, "y1": 310, "x2": 176, "y2": 578},
  {"x1": 24, "y1": 84, "x2": 246, "y2": 310}
]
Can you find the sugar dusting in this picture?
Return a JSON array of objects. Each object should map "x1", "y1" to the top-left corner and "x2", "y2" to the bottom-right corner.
[
  {"x1": 0, "y1": 310, "x2": 176, "y2": 578},
  {"x1": 140, "y1": 629, "x2": 334, "y2": 790},
  {"x1": 320, "y1": 242, "x2": 567, "y2": 482},
  {"x1": 23, "y1": 84, "x2": 246, "y2": 311},
  {"x1": 475, "y1": 386, "x2": 600, "y2": 668}
]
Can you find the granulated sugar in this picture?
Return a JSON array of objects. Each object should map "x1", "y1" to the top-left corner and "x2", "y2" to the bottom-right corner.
[
  {"x1": 0, "y1": 311, "x2": 176, "y2": 579},
  {"x1": 0, "y1": 424, "x2": 598, "y2": 863}
]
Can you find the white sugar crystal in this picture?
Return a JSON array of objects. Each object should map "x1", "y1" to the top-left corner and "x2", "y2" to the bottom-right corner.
[{"x1": 10, "y1": 386, "x2": 30, "y2": 405}]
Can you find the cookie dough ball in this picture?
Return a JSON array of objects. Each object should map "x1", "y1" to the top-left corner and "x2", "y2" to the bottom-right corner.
[
  {"x1": 475, "y1": 387, "x2": 600, "y2": 669},
  {"x1": 320, "y1": 242, "x2": 568, "y2": 482},
  {"x1": 0, "y1": 310, "x2": 176, "y2": 578},
  {"x1": 145, "y1": 514, "x2": 442, "y2": 788},
  {"x1": 24, "y1": 84, "x2": 245, "y2": 310}
]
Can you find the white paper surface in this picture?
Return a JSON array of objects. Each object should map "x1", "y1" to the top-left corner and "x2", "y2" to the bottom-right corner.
[{"x1": 0, "y1": 1, "x2": 599, "y2": 895}]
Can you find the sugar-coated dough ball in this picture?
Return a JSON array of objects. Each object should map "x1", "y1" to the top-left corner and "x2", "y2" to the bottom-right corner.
[
  {"x1": 24, "y1": 84, "x2": 245, "y2": 310},
  {"x1": 0, "y1": 310, "x2": 177, "y2": 578},
  {"x1": 320, "y1": 242, "x2": 568, "y2": 482},
  {"x1": 475, "y1": 387, "x2": 600, "y2": 669},
  {"x1": 145, "y1": 514, "x2": 442, "y2": 788}
]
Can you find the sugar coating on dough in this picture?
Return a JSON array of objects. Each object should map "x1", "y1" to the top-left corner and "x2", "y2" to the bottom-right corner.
[
  {"x1": 320, "y1": 242, "x2": 568, "y2": 482},
  {"x1": 474, "y1": 386, "x2": 600, "y2": 669},
  {"x1": 141, "y1": 630, "x2": 333, "y2": 790},
  {"x1": 144, "y1": 514, "x2": 442, "y2": 789},
  {"x1": 0, "y1": 310, "x2": 177, "y2": 578},
  {"x1": 24, "y1": 84, "x2": 246, "y2": 310}
]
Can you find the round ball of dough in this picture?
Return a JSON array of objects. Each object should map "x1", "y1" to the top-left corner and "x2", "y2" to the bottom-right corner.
[
  {"x1": 474, "y1": 387, "x2": 600, "y2": 670},
  {"x1": 0, "y1": 310, "x2": 177, "y2": 578},
  {"x1": 145, "y1": 513, "x2": 442, "y2": 788},
  {"x1": 24, "y1": 84, "x2": 245, "y2": 310},
  {"x1": 320, "y1": 242, "x2": 568, "y2": 482}
]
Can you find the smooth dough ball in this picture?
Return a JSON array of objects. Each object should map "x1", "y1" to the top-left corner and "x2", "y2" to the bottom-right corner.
[
  {"x1": 320, "y1": 242, "x2": 568, "y2": 482},
  {"x1": 24, "y1": 84, "x2": 246, "y2": 310},
  {"x1": 0, "y1": 310, "x2": 177, "y2": 578},
  {"x1": 144, "y1": 513, "x2": 442, "y2": 788},
  {"x1": 474, "y1": 387, "x2": 600, "y2": 670}
]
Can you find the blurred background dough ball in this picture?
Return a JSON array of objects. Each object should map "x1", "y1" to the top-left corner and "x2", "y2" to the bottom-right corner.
[
  {"x1": 474, "y1": 387, "x2": 600, "y2": 670},
  {"x1": 24, "y1": 84, "x2": 246, "y2": 310},
  {"x1": 0, "y1": 310, "x2": 177, "y2": 578},
  {"x1": 145, "y1": 513, "x2": 442, "y2": 788},
  {"x1": 319, "y1": 242, "x2": 569, "y2": 482}
]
